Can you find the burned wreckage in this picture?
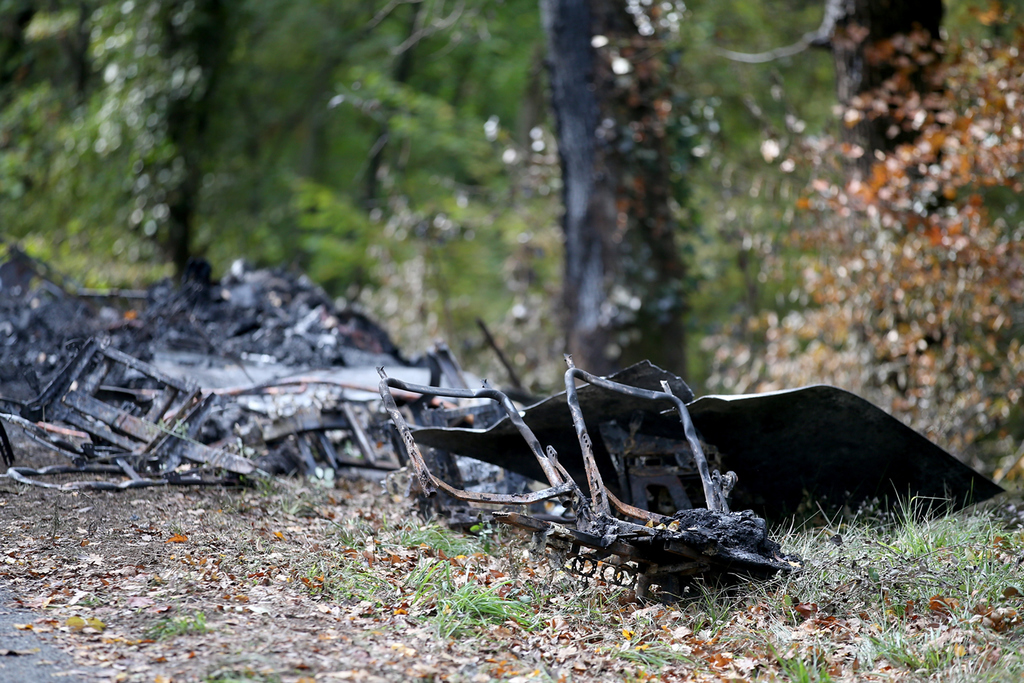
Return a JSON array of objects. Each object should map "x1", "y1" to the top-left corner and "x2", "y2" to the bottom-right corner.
[
  {"x1": 380, "y1": 358, "x2": 800, "y2": 594},
  {"x1": 376, "y1": 357, "x2": 1001, "y2": 593},
  {"x1": 0, "y1": 248, "x2": 1003, "y2": 593}
]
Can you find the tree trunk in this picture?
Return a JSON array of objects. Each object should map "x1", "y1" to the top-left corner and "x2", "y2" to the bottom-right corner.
[
  {"x1": 829, "y1": 0, "x2": 943, "y2": 175},
  {"x1": 541, "y1": 0, "x2": 614, "y2": 375},
  {"x1": 364, "y1": 1, "x2": 421, "y2": 211},
  {"x1": 0, "y1": 8, "x2": 35, "y2": 102},
  {"x1": 162, "y1": 0, "x2": 230, "y2": 277},
  {"x1": 541, "y1": 0, "x2": 690, "y2": 377}
]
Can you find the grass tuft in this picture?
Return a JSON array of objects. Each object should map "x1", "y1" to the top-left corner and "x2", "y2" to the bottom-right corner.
[
  {"x1": 407, "y1": 558, "x2": 538, "y2": 638},
  {"x1": 147, "y1": 611, "x2": 209, "y2": 640}
]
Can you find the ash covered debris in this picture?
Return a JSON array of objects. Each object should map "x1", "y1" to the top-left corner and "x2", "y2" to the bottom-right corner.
[
  {"x1": 139, "y1": 259, "x2": 406, "y2": 371},
  {"x1": 0, "y1": 252, "x2": 410, "y2": 400},
  {"x1": 0, "y1": 249, "x2": 427, "y2": 489}
]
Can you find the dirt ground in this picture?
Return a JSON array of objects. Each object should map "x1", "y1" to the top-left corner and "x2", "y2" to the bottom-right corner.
[{"x1": 0, "y1": 426, "x2": 522, "y2": 683}]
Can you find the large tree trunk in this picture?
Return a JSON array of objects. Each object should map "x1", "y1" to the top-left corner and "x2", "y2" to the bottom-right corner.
[
  {"x1": 829, "y1": 0, "x2": 943, "y2": 175},
  {"x1": 541, "y1": 0, "x2": 614, "y2": 375},
  {"x1": 541, "y1": 0, "x2": 690, "y2": 377}
]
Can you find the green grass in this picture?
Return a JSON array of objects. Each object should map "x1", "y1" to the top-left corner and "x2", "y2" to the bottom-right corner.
[
  {"x1": 680, "y1": 581, "x2": 735, "y2": 636},
  {"x1": 147, "y1": 611, "x2": 210, "y2": 640},
  {"x1": 728, "y1": 501, "x2": 1024, "y2": 679},
  {"x1": 865, "y1": 627, "x2": 959, "y2": 673},
  {"x1": 775, "y1": 649, "x2": 834, "y2": 683},
  {"x1": 615, "y1": 642, "x2": 692, "y2": 670},
  {"x1": 390, "y1": 522, "x2": 486, "y2": 556},
  {"x1": 282, "y1": 490, "x2": 1024, "y2": 679},
  {"x1": 773, "y1": 503, "x2": 1024, "y2": 616},
  {"x1": 406, "y1": 558, "x2": 539, "y2": 638},
  {"x1": 306, "y1": 558, "x2": 396, "y2": 604}
]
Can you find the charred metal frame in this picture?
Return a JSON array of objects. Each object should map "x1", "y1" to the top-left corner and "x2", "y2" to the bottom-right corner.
[
  {"x1": 378, "y1": 357, "x2": 732, "y2": 525},
  {"x1": 2, "y1": 339, "x2": 258, "y2": 489},
  {"x1": 377, "y1": 369, "x2": 577, "y2": 506},
  {"x1": 561, "y1": 356, "x2": 732, "y2": 519},
  {"x1": 378, "y1": 358, "x2": 792, "y2": 591}
]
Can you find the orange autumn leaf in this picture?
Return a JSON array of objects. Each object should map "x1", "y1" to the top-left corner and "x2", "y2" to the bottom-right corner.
[
  {"x1": 166, "y1": 533, "x2": 188, "y2": 543},
  {"x1": 706, "y1": 652, "x2": 733, "y2": 669},
  {"x1": 972, "y1": 0, "x2": 1004, "y2": 25}
]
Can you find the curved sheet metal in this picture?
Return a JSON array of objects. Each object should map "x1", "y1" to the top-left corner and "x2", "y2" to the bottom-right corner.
[{"x1": 410, "y1": 364, "x2": 1002, "y2": 518}]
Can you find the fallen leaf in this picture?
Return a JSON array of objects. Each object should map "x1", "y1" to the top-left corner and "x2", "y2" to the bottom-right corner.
[
  {"x1": 929, "y1": 595, "x2": 960, "y2": 614},
  {"x1": 707, "y1": 652, "x2": 733, "y2": 669},
  {"x1": 66, "y1": 616, "x2": 86, "y2": 631},
  {"x1": 22, "y1": 596, "x2": 52, "y2": 609},
  {"x1": 733, "y1": 656, "x2": 759, "y2": 674},
  {"x1": 795, "y1": 602, "x2": 818, "y2": 619},
  {"x1": 127, "y1": 596, "x2": 155, "y2": 608},
  {"x1": 166, "y1": 533, "x2": 188, "y2": 543}
]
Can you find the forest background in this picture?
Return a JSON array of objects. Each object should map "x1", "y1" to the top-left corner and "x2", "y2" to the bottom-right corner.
[{"x1": 1, "y1": 0, "x2": 1022, "y2": 479}]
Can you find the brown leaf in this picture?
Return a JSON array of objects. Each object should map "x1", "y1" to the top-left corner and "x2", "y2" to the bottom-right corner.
[
  {"x1": 795, "y1": 602, "x2": 818, "y2": 619},
  {"x1": 929, "y1": 595, "x2": 959, "y2": 614}
]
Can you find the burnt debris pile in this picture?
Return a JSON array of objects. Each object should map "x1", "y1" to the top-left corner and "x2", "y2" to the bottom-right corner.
[
  {"x1": 0, "y1": 250, "x2": 406, "y2": 402},
  {"x1": 140, "y1": 259, "x2": 405, "y2": 370},
  {"x1": 0, "y1": 249, "x2": 418, "y2": 488}
]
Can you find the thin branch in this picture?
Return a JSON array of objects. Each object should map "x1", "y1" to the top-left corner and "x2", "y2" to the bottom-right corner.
[
  {"x1": 476, "y1": 318, "x2": 525, "y2": 391},
  {"x1": 365, "y1": 0, "x2": 421, "y2": 33},
  {"x1": 711, "y1": 36, "x2": 813, "y2": 64},
  {"x1": 392, "y1": 0, "x2": 466, "y2": 56},
  {"x1": 711, "y1": 0, "x2": 844, "y2": 64}
]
